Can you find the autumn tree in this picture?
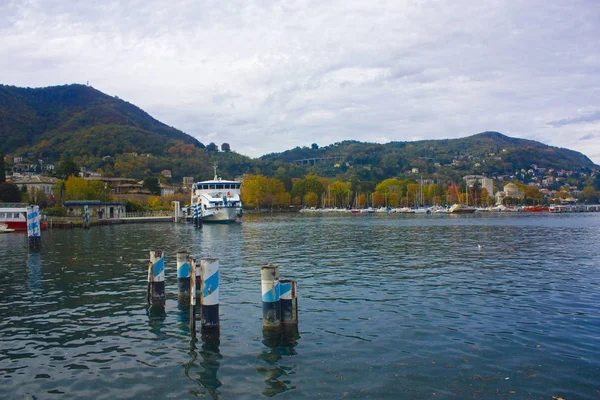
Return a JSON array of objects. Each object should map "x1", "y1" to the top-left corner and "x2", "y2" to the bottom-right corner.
[
  {"x1": 372, "y1": 192, "x2": 385, "y2": 207},
  {"x1": 580, "y1": 186, "x2": 598, "y2": 203},
  {"x1": 446, "y1": 183, "x2": 459, "y2": 205},
  {"x1": 330, "y1": 180, "x2": 351, "y2": 208},
  {"x1": 406, "y1": 183, "x2": 420, "y2": 207},
  {"x1": 357, "y1": 193, "x2": 367, "y2": 208},
  {"x1": 291, "y1": 175, "x2": 325, "y2": 206},
  {"x1": 304, "y1": 191, "x2": 319, "y2": 208},
  {"x1": 241, "y1": 174, "x2": 268, "y2": 209}
]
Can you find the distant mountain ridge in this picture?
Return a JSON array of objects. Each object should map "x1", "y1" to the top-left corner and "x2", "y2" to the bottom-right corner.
[
  {"x1": 261, "y1": 131, "x2": 598, "y2": 180},
  {"x1": 1, "y1": 84, "x2": 597, "y2": 184},
  {"x1": 0, "y1": 84, "x2": 203, "y2": 159}
]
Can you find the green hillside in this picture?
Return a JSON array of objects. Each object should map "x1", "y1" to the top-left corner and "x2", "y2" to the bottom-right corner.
[
  {"x1": 260, "y1": 131, "x2": 598, "y2": 182},
  {"x1": 0, "y1": 84, "x2": 203, "y2": 159},
  {"x1": 1, "y1": 84, "x2": 597, "y2": 186}
]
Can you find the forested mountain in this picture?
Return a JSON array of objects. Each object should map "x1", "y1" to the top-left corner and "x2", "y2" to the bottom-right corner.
[
  {"x1": 1, "y1": 84, "x2": 597, "y2": 186},
  {"x1": 260, "y1": 131, "x2": 598, "y2": 183},
  {"x1": 0, "y1": 84, "x2": 202, "y2": 158}
]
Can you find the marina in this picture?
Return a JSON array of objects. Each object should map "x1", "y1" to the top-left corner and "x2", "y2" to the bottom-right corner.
[{"x1": 1, "y1": 212, "x2": 599, "y2": 399}]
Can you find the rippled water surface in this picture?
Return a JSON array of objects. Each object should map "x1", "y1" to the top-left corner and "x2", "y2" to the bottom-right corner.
[{"x1": 1, "y1": 213, "x2": 599, "y2": 399}]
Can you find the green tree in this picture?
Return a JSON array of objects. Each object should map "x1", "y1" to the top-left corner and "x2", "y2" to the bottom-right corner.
[
  {"x1": 0, "y1": 183, "x2": 21, "y2": 202},
  {"x1": 206, "y1": 142, "x2": 219, "y2": 152},
  {"x1": 143, "y1": 177, "x2": 161, "y2": 195},
  {"x1": 25, "y1": 188, "x2": 50, "y2": 208},
  {"x1": 56, "y1": 156, "x2": 79, "y2": 179},
  {"x1": 291, "y1": 175, "x2": 325, "y2": 205},
  {"x1": 221, "y1": 143, "x2": 231, "y2": 152},
  {"x1": 0, "y1": 152, "x2": 5, "y2": 183}
]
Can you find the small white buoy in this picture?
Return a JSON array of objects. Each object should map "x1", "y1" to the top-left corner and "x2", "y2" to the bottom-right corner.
[{"x1": 477, "y1": 245, "x2": 483, "y2": 250}]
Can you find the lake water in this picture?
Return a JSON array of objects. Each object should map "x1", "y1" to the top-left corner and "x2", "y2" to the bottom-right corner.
[{"x1": 1, "y1": 213, "x2": 599, "y2": 399}]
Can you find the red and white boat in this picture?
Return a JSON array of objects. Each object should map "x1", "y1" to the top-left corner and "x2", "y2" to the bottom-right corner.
[{"x1": 0, "y1": 203, "x2": 47, "y2": 231}]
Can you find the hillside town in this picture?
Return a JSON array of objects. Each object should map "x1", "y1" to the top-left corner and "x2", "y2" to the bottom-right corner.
[{"x1": 2, "y1": 151, "x2": 599, "y2": 215}]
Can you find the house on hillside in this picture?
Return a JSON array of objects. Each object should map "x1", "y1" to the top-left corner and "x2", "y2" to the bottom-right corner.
[
  {"x1": 12, "y1": 175, "x2": 59, "y2": 197},
  {"x1": 159, "y1": 183, "x2": 176, "y2": 197},
  {"x1": 84, "y1": 177, "x2": 142, "y2": 194}
]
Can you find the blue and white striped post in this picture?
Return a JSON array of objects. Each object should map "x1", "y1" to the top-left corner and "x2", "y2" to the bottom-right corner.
[
  {"x1": 280, "y1": 279, "x2": 298, "y2": 328},
  {"x1": 193, "y1": 204, "x2": 202, "y2": 227},
  {"x1": 147, "y1": 250, "x2": 165, "y2": 307},
  {"x1": 26, "y1": 205, "x2": 41, "y2": 249},
  {"x1": 261, "y1": 264, "x2": 281, "y2": 331},
  {"x1": 82, "y1": 205, "x2": 91, "y2": 229},
  {"x1": 200, "y1": 258, "x2": 219, "y2": 331},
  {"x1": 176, "y1": 251, "x2": 191, "y2": 299},
  {"x1": 190, "y1": 257, "x2": 197, "y2": 335}
]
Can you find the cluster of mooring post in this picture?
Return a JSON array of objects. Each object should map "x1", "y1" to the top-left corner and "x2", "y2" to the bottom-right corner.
[
  {"x1": 26, "y1": 205, "x2": 41, "y2": 249},
  {"x1": 148, "y1": 250, "x2": 219, "y2": 336},
  {"x1": 146, "y1": 254, "x2": 298, "y2": 337},
  {"x1": 82, "y1": 205, "x2": 91, "y2": 229},
  {"x1": 261, "y1": 264, "x2": 298, "y2": 332}
]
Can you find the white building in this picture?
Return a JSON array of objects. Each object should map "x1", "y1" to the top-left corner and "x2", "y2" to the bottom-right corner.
[
  {"x1": 463, "y1": 175, "x2": 494, "y2": 195},
  {"x1": 12, "y1": 175, "x2": 59, "y2": 197}
]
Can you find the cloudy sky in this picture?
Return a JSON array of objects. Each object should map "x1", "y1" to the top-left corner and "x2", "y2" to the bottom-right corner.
[{"x1": 1, "y1": 0, "x2": 600, "y2": 163}]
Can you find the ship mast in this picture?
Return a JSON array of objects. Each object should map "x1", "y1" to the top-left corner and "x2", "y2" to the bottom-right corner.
[{"x1": 213, "y1": 164, "x2": 218, "y2": 180}]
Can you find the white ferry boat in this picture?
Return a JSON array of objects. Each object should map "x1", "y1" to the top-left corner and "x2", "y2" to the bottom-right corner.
[{"x1": 191, "y1": 167, "x2": 243, "y2": 223}]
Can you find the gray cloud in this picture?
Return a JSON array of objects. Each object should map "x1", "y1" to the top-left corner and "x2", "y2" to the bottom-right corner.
[
  {"x1": 1, "y1": 0, "x2": 599, "y2": 164},
  {"x1": 579, "y1": 133, "x2": 599, "y2": 141},
  {"x1": 548, "y1": 111, "x2": 600, "y2": 127}
]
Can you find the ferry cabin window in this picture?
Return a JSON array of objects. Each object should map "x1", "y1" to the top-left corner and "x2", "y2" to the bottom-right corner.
[
  {"x1": 210, "y1": 184, "x2": 216, "y2": 189},
  {"x1": 14, "y1": 213, "x2": 20, "y2": 219},
  {"x1": 0, "y1": 212, "x2": 5, "y2": 219},
  {"x1": 216, "y1": 184, "x2": 223, "y2": 189}
]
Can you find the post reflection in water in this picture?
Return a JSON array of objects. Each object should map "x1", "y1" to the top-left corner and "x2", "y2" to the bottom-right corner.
[
  {"x1": 185, "y1": 331, "x2": 222, "y2": 399},
  {"x1": 257, "y1": 328, "x2": 299, "y2": 397},
  {"x1": 26, "y1": 251, "x2": 42, "y2": 290},
  {"x1": 146, "y1": 307, "x2": 167, "y2": 339}
]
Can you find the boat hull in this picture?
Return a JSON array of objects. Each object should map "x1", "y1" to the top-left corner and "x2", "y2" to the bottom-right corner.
[
  {"x1": 1, "y1": 221, "x2": 48, "y2": 231},
  {"x1": 201, "y1": 207, "x2": 242, "y2": 223}
]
